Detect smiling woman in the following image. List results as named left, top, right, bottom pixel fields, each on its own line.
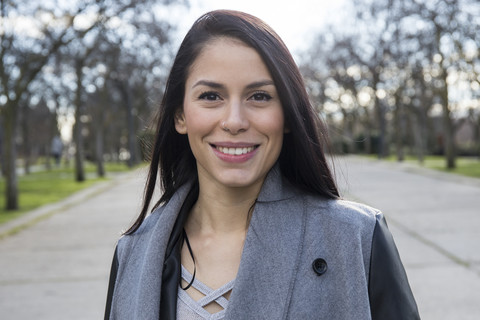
left=176, top=37, right=285, bottom=191
left=105, top=10, right=419, bottom=320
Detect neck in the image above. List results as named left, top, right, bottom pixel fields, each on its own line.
left=185, top=178, right=262, bottom=236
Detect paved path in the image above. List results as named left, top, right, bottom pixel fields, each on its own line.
left=0, top=157, right=479, bottom=319
left=335, top=156, right=480, bottom=320
left=0, top=169, right=148, bottom=320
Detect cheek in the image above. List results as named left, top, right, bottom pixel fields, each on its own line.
left=182, top=102, right=200, bottom=130
left=184, top=109, right=210, bottom=133
left=254, top=108, right=285, bottom=158
left=266, top=110, right=286, bottom=140
left=182, top=104, right=218, bottom=143
left=272, top=113, right=286, bottom=154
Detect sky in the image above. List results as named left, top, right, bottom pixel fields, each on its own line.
left=170, top=0, right=351, bottom=58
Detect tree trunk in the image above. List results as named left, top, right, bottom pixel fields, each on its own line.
left=74, top=59, right=86, bottom=182
left=409, top=108, right=425, bottom=165
left=476, top=114, right=480, bottom=158
left=21, top=104, right=31, bottom=175
left=127, top=89, right=137, bottom=168
left=394, top=103, right=404, bottom=162
left=347, top=112, right=357, bottom=154
left=0, top=122, right=5, bottom=177
left=373, top=75, right=387, bottom=159
left=433, top=25, right=456, bottom=169
left=361, top=107, right=373, bottom=154
left=119, top=81, right=138, bottom=168
left=95, top=131, right=105, bottom=177
left=439, top=72, right=455, bottom=169
left=2, top=103, right=19, bottom=210
left=377, top=102, right=387, bottom=159
left=95, top=102, right=105, bottom=177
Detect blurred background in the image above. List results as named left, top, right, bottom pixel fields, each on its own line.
left=1, top=0, right=479, bottom=213
left=0, top=0, right=479, bottom=318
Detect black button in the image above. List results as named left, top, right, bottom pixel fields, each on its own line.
left=312, top=258, right=327, bottom=276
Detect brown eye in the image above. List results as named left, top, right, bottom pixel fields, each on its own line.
left=250, top=92, right=272, bottom=101
left=199, top=91, right=220, bottom=101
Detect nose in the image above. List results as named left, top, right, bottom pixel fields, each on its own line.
left=221, top=99, right=249, bottom=134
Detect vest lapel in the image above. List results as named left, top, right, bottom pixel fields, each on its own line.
left=226, top=166, right=307, bottom=319
left=114, top=182, right=192, bottom=319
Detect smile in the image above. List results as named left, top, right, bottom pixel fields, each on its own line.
left=215, top=146, right=257, bottom=155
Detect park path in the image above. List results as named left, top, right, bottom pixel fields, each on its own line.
left=0, top=169, right=148, bottom=320
left=0, top=157, right=479, bottom=319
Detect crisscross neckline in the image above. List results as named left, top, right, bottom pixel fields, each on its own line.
left=178, top=265, right=235, bottom=319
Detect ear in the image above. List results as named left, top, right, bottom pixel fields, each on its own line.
left=174, top=110, right=187, bottom=134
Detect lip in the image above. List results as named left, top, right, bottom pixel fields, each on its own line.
left=210, top=142, right=259, bottom=163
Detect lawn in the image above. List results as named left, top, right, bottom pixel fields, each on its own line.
left=366, top=155, right=480, bottom=179
left=0, top=162, right=137, bottom=225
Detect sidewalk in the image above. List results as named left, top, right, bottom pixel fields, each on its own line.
left=335, top=156, right=480, bottom=320
left=0, top=157, right=479, bottom=319
left=0, top=169, right=148, bottom=320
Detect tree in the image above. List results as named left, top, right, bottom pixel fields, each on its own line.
left=0, top=1, right=90, bottom=209
left=398, top=0, right=480, bottom=168
left=303, top=0, right=479, bottom=166
left=0, top=0, right=182, bottom=209
left=72, top=1, right=172, bottom=174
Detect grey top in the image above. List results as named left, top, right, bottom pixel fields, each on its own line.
left=177, top=266, right=234, bottom=320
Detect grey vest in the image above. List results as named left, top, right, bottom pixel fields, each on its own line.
left=107, top=166, right=419, bottom=319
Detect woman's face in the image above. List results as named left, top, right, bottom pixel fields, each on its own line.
left=175, top=37, right=285, bottom=191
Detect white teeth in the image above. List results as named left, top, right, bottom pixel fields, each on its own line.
left=217, top=146, right=255, bottom=155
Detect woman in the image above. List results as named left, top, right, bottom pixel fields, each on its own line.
left=105, top=10, right=420, bottom=320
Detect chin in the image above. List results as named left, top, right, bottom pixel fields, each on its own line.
left=216, top=171, right=264, bottom=189
left=220, top=178, right=254, bottom=188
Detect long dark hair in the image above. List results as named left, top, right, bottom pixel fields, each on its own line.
left=125, top=10, right=339, bottom=235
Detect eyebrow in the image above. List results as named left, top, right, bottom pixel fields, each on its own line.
left=246, top=80, right=275, bottom=89
left=192, top=80, right=224, bottom=89
left=191, top=79, right=275, bottom=89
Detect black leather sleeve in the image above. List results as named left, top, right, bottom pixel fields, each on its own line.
left=368, top=215, right=421, bottom=320
left=104, top=247, right=119, bottom=320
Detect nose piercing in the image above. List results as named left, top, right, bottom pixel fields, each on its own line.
left=221, top=121, right=229, bottom=131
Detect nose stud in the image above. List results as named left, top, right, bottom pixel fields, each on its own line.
left=221, top=121, right=229, bottom=131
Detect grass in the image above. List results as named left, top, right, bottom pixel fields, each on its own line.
left=365, top=154, right=480, bottom=179
left=0, top=161, right=138, bottom=225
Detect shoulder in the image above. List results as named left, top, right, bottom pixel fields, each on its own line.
left=300, top=194, right=382, bottom=251
left=115, top=180, right=194, bottom=261
left=116, top=205, right=166, bottom=258
left=299, top=196, right=382, bottom=276
left=305, top=194, right=381, bottom=227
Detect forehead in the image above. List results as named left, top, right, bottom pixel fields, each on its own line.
left=187, top=37, right=272, bottom=82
